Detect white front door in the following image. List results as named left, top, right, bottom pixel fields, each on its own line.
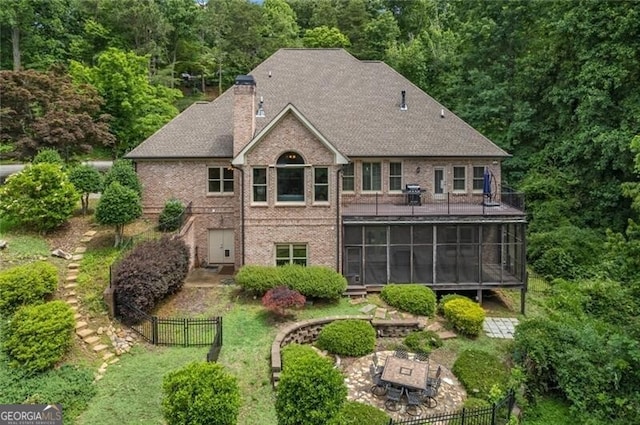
left=208, top=230, right=234, bottom=264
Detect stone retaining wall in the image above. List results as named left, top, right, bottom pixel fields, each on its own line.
left=271, top=316, right=422, bottom=387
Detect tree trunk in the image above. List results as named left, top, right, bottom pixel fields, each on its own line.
left=12, top=26, right=21, bottom=71
left=81, top=194, right=89, bottom=215
left=114, top=224, right=123, bottom=247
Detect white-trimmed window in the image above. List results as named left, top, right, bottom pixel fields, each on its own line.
left=473, top=166, right=485, bottom=192
left=362, top=162, right=381, bottom=191
left=453, top=166, right=466, bottom=192
left=253, top=167, right=267, bottom=202
left=276, top=244, right=307, bottom=266
left=314, top=167, right=329, bottom=202
left=389, top=162, right=402, bottom=191
left=208, top=167, right=234, bottom=194
left=342, top=163, right=354, bottom=192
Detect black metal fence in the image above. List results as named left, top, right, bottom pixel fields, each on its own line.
left=388, top=391, right=515, bottom=425
left=527, top=271, right=550, bottom=293
left=116, top=301, right=223, bottom=362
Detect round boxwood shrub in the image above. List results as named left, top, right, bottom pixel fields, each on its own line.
left=443, top=298, right=486, bottom=337
left=277, top=344, right=347, bottom=425
left=235, top=265, right=282, bottom=294
left=281, top=264, right=347, bottom=301
left=162, top=361, right=240, bottom=425
left=404, top=330, right=443, bottom=355
left=0, top=261, right=58, bottom=316
left=4, top=301, right=75, bottom=373
left=437, top=293, right=471, bottom=314
left=158, top=199, right=185, bottom=232
left=452, top=349, right=509, bottom=400
left=316, top=319, right=376, bottom=357
left=340, top=400, right=389, bottom=425
left=380, top=284, right=436, bottom=317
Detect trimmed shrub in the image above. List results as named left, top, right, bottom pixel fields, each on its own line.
left=113, top=236, right=190, bottom=324
left=277, top=344, right=347, bottom=425
left=162, top=361, right=240, bottom=425
left=3, top=301, right=75, bottom=373
left=236, top=264, right=347, bottom=300
left=380, top=284, right=436, bottom=317
left=103, top=159, right=142, bottom=195
left=262, top=286, right=306, bottom=316
left=404, top=330, right=443, bottom=355
left=340, top=400, right=389, bottom=425
left=0, top=261, right=58, bottom=316
left=235, top=265, right=282, bottom=294
left=316, top=319, right=376, bottom=357
left=158, top=199, right=185, bottom=232
left=68, top=164, right=103, bottom=215
left=443, top=298, right=486, bottom=337
left=280, top=264, right=347, bottom=301
left=452, top=349, right=509, bottom=400
left=33, top=148, right=64, bottom=165
left=437, top=293, right=471, bottom=314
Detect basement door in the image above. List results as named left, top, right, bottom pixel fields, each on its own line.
left=208, top=229, right=234, bottom=264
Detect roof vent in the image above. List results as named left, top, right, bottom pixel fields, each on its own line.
left=440, top=108, right=445, bottom=118
left=400, top=90, right=407, bottom=111
left=235, top=75, right=255, bottom=86
left=256, top=96, right=265, bottom=117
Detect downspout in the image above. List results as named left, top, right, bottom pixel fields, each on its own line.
left=231, top=164, right=245, bottom=266
left=336, top=166, right=343, bottom=272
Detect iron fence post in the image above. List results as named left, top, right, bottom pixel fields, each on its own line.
left=152, top=316, right=158, bottom=345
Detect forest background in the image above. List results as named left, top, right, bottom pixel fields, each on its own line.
left=2, top=1, right=640, bottom=422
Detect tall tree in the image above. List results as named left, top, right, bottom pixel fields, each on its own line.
left=302, top=26, right=350, bottom=48
left=70, top=48, right=181, bottom=155
left=262, top=0, right=300, bottom=54
left=0, top=69, right=115, bottom=160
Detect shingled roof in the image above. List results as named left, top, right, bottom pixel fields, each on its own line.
left=126, top=49, right=509, bottom=159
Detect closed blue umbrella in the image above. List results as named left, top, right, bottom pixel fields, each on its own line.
left=483, top=168, right=492, bottom=198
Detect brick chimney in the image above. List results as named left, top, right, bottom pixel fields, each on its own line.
left=233, top=75, right=256, bottom=157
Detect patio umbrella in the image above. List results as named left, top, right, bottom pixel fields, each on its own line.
left=483, top=168, right=492, bottom=201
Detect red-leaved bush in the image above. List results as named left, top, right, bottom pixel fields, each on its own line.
left=262, top=286, right=306, bottom=316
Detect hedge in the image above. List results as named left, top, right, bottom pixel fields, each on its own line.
left=380, top=284, right=436, bottom=317
left=277, top=343, right=347, bottom=425
left=404, top=330, right=443, bottom=355
left=3, top=301, right=75, bottom=374
left=316, top=319, right=376, bottom=356
left=443, top=298, right=486, bottom=336
left=340, top=401, right=389, bottom=425
left=437, top=293, right=471, bottom=315
left=236, top=264, right=347, bottom=301
left=162, top=361, right=240, bottom=425
left=0, top=261, right=58, bottom=316
left=158, top=199, right=185, bottom=232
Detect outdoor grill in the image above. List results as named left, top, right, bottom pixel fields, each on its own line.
left=405, top=184, right=422, bottom=206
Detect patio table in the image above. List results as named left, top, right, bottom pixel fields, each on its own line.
left=380, top=356, right=430, bottom=391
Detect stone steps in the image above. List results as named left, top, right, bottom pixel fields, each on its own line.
left=84, top=335, right=101, bottom=345
left=92, top=344, right=109, bottom=353
left=75, top=321, right=88, bottom=330
left=77, top=328, right=95, bottom=338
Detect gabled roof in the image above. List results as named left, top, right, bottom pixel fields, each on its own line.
left=127, top=48, right=509, bottom=160
left=232, top=103, right=349, bottom=166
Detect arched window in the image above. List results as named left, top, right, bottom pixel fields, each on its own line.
left=277, top=152, right=305, bottom=202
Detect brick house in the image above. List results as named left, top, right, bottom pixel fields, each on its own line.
left=126, top=48, right=527, bottom=305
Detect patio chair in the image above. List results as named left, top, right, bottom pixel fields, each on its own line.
left=421, top=385, right=438, bottom=408
left=369, top=364, right=387, bottom=397
left=384, top=386, right=404, bottom=412
left=426, top=365, right=442, bottom=388
left=394, top=349, right=408, bottom=359
left=415, top=352, right=429, bottom=362
left=406, top=390, right=424, bottom=416
left=372, top=352, right=384, bottom=374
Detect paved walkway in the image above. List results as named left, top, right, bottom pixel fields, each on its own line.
left=483, top=317, right=519, bottom=339
left=342, top=351, right=466, bottom=422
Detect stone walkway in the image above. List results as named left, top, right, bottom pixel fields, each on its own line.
left=61, top=230, right=135, bottom=382
left=343, top=351, right=466, bottom=422
left=483, top=317, right=519, bottom=339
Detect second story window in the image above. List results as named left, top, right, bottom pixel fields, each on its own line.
left=473, top=166, right=485, bottom=192
left=389, top=162, right=402, bottom=191
left=208, top=166, right=234, bottom=194
left=314, top=167, right=329, bottom=202
left=342, top=163, right=354, bottom=192
left=362, top=162, right=381, bottom=192
left=453, top=166, right=466, bottom=192
left=253, top=168, right=267, bottom=202
left=277, top=151, right=305, bottom=202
